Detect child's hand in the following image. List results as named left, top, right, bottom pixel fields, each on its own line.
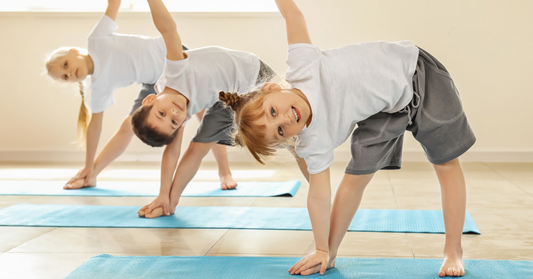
left=65, top=166, right=95, bottom=189
left=289, top=250, right=330, bottom=276
left=138, top=195, right=171, bottom=218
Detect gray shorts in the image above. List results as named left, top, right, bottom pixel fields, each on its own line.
left=129, top=83, right=156, bottom=115
left=192, top=60, right=276, bottom=146
left=345, top=47, right=476, bottom=175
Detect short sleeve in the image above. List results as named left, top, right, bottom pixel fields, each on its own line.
left=88, top=15, right=118, bottom=39
left=156, top=58, right=189, bottom=94
left=303, top=152, right=335, bottom=175
left=90, top=89, right=115, bottom=113
left=285, top=43, right=322, bottom=82
left=295, top=130, right=335, bottom=175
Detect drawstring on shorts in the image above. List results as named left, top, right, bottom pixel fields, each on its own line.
left=398, top=88, right=420, bottom=125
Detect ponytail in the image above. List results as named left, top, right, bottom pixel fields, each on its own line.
left=77, top=82, right=91, bottom=146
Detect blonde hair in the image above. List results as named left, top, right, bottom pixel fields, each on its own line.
left=77, top=82, right=91, bottom=146
left=219, top=80, right=294, bottom=164
left=45, top=47, right=91, bottom=146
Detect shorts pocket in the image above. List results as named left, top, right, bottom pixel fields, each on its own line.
left=420, top=65, right=464, bottom=124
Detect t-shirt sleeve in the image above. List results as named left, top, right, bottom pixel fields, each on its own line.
left=295, top=133, right=335, bottom=175
left=156, top=58, right=189, bottom=94
left=90, top=89, right=115, bottom=113
left=88, top=15, right=118, bottom=39
left=285, top=43, right=322, bottom=82
left=304, top=152, right=335, bottom=175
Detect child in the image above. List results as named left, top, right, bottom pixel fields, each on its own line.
left=45, top=0, right=237, bottom=190
left=135, top=0, right=275, bottom=218
left=219, top=0, right=475, bottom=277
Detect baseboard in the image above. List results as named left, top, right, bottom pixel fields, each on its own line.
left=0, top=150, right=532, bottom=163
left=333, top=150, right=533, bottom=163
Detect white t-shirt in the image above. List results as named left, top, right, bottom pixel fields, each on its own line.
left=286, top=42, right=419, bottom=174
left=87, top=15, right=166, bottom=113
left=156, top=46, right=260, bottom=122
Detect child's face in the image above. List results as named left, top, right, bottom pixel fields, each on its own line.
left=142, top=90, right=188, bottom=136
left=48, top=49, right=89, bottom=83
left=260, top=84, right=312, bottom=144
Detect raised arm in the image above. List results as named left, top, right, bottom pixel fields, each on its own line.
left=275, top=0, right=311, bottom=45
left=104, top=0, right=121, bottom=21
left=147, top=0, right=185, bottom=61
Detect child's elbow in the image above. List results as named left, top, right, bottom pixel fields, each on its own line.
left=158, top=23, right=178, bottom=36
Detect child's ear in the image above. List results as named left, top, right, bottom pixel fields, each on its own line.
left=261, top=83, right=281, bottom=92
left=69, top=48, right=80, bottom=54
left=142, top=94, right=157, bottom=106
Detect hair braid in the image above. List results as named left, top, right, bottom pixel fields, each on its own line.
left=218, top=91, right=245, bottom=112
left=77, top=82, right=91, bottom=146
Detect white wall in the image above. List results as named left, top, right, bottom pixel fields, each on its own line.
left=1, top=0, right=532, bottom=163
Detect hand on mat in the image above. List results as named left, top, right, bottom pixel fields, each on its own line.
left=289, top=250, right=330, bottom=276
left=64, top=167, right=96, bottom=189
left=297, top=257, right=336, bottom=276
left=138, top=196, right=171, bottom=218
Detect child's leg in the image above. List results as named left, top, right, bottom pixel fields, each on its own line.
left=211, top=144, right=237, bottom=190
left=195, top=110, right=236, bottom=190
left=298, top=172, right=374, bottom=276
left=65, top=115, right=134, bottom=189
left=433, top=158, right=466, bottom=277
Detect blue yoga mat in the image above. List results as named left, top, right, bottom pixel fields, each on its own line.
left=66, top=254, right=532, bottom=279
left=0, top=180, right=300, bottom=197
left=0, top=204, right=480, bottom=234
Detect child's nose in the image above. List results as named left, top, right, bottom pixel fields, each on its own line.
left=282, top=113, right=291, bottom=125
left=170, top=108, right=179, bottom=115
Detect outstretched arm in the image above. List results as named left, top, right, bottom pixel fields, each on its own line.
left=147, top=0, right=185, bottom=60
left=289, top=168, right=331, bottom=275
left=104, top=0, right=121, bottom=21
left=274, top=0, right=311, bottom=45
left=138, top=127, right=184, bottom=218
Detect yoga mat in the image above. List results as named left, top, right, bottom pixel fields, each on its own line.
left=66, top=255, right=533, bottom=279
left=0, top=180, right=301, bottom=197
left=0, top=204, right=480, bottom=234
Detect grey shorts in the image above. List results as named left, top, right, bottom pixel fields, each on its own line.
left=345, top=47, right=476, bottom=175
left=129, top=83, right=156, bottom=115
left=192, top=60, right=276, bottom=146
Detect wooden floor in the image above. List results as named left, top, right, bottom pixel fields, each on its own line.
left=0, top=161, right=532, bottom=278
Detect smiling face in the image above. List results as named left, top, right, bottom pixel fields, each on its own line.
left=260, top=85, right=312, bottom=144
left=142, top=89, right=189, bottom=137
left=47, top=49, right=91, bottom=83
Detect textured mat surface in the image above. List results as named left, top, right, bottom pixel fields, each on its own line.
left=0, top=204, right=480, bottom=234
left=0, top=180, right=300, bottom=197
left=66, top=255, right=532, bottom=279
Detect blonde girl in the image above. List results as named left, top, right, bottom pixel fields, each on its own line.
left=45, top=0, right=237, bottom=190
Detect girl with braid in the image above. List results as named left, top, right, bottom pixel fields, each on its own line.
left=220, top=0, right=475, bottom=277
left=45, top=0, right=238, bottom=191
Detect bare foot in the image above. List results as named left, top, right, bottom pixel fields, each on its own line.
left=220, top=175, right=237, bottom=190
left=64, top=176, right=96, bottom=189
left=439, top=253, right=465, bottom=277
left=298, top=258, right=336, bottom=276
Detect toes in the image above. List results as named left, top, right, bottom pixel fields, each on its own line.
left=438, top=268, right=446, bottom=277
